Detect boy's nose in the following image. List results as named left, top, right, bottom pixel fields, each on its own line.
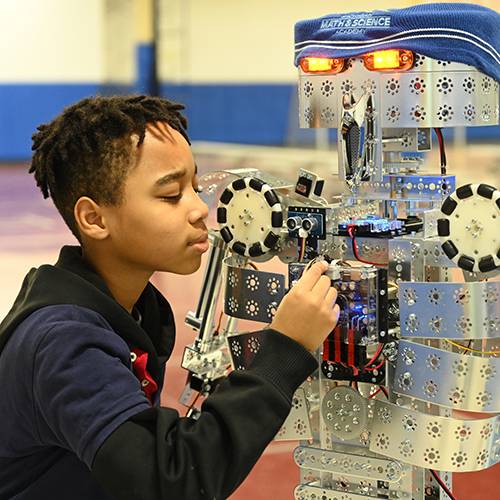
left=190, top=195, right=209, bottom=223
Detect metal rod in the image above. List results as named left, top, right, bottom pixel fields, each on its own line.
left=185, top=231, right=225, bottom=353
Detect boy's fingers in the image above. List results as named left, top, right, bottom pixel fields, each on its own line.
left=325, top=287, right=338, bottom=307
left=312, top=275, right=332, bottom=299
left=296, top=261, right=328, bottom=291
left=334, top=303, right=341, bottom=317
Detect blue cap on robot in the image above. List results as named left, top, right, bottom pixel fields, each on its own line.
left=295, top=3, right=500, bottom=82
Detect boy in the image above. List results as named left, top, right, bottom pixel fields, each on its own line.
left=0, top=95, right=339, bottom=500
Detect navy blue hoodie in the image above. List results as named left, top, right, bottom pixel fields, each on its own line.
left=0, top=246, right=317, bottom=499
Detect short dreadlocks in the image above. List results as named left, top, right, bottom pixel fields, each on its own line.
left=30, top=94, right=190, bottom=241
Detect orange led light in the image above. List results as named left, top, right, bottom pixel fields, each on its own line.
left=300, top=57, right=345, bottom=74
left=363, top=50, right=414, bottom=71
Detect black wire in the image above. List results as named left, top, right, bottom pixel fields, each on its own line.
left=466, top=339, right=473, bottom=355
left=430, top=470, right=457, bottom=500
left=437, top=128, right=447, bottom=167
left=434, top=128, right=447, bottom=175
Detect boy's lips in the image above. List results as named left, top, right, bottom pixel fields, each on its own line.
left=189, top=232, right=208, bottom=245
left=189, top=235, right=210, bottom=253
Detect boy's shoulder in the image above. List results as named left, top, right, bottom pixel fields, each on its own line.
left=22, top=304, right=113, bottom=330
left=4, top=304, right=130, bottom=360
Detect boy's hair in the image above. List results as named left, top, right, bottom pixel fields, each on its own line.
left=29, top=95, right=190, bottom=242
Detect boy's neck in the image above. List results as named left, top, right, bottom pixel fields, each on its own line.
left=82, top=246, right=152, bottom=314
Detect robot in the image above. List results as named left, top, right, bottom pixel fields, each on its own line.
left=182, top=5, right=500, bottom=499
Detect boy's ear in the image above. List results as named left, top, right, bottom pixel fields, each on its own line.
left=74, top=196, right=109, bottom=240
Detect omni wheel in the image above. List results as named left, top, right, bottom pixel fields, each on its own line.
left=438, top=183, right=500, bottom=273
left=216, top=177, right=284, bottom=257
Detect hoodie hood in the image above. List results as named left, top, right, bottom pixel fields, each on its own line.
left=0, top=246, right=175, bottom=382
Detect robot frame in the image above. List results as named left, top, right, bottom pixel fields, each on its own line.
left=182, top=32, right=500, bottom=500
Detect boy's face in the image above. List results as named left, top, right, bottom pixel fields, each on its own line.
left=100, top=122, right=209, bottom=275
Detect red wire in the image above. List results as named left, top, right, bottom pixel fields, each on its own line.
left=430, top=470, right=456, bottom=500
left=347, top=225, right=387, bottom=267
left=368, top=388, right=382, bottom=399
left=347, top=328, right=356, bottom=369
left=435, top=127, right=442, bottom=151
left=366, top=358, right=385, bottom=372
left=368, top=386, right=389, bottom=399
left=334, top=327, right=342, bottom=364
left=434, top=128, right=447, bottom=175
left=365, top=343, right=383, bottom=368
left=323, top=338, right=330, bottom=361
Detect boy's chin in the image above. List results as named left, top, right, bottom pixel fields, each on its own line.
left=160, top=255, right=203, bottom=275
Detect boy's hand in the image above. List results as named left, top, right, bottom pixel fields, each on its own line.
left=270, top=261, right=340, bottom=352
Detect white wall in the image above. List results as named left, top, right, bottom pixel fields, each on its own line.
left=2, top=0, right=496, bottom=85
left=103, top=0, right=135, bottom=84
left=158, top=0, right=499, bottom=84
left=0, top=0, right=104, bottom=83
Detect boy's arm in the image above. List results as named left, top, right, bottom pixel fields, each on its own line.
left=91, top=261, right=338, bottom=500
left=91, top=329, right=316, bottom=500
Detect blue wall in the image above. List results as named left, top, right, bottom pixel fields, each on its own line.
left=1, top=81, right=498, bottom=161
left=0, top=84, right=99, bottom=161
left=161, top=83, right=297, bottom=145
left=136, top=43, right=156, bottom=96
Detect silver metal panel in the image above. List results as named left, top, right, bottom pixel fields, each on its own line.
left=181, top=343, right=229, bottom=378
left=355, top=174, right=456, bottom=201
left=223, top=262, right=285, bottom=323
left=227, top=331, right=266, bottom=370
left=399, top=281, right=500, bottom=339
left=321, top=386, right=370, bottom=441
left=369, top=399, right=500, bottom=472
left=409, top=54, right=475, bottom=73
left=299, top=77, right=339, bottom=128
left=294, top=482, right=411, bottom=500
left=422, top=209, right=441, bottom=238
left=381, top=128, right=425, bottom=152
left=275, top=388, right=313, bottom=441
left=338, top=236, right=389, bottom=267
left=294, top=446, right=404, bottom=482
left=380, top=71, right=499, bottom=128
left=398, top=237, right=460, bottom=268
left=298, top=57, right=499, bottom=129
left=393, top=340, right=500, bottom=412
left=388, top=240, right=413, bottom=283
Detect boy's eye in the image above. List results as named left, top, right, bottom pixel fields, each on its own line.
left=159, top=184, right=200, bottom=202
left=160, top=194, right=182, bottom=202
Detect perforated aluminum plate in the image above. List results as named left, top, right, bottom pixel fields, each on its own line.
left=294, top=446, right=404, bottom=482
left=321, top=386, right=369, bottom=441
left=355, top=174, right=456, bottom=201
left=275, top=388, right=313, bottom=441
left=181, top=345, right=229, bottom=377
left=388, top=240, right=413, bottom=283
left=369, top=399, right=500, bottom=472
left=298, top=56, right=499, bottom=129
left=393, top=340, right=500, bottom=413
left=224, top=263, right=285, bottom=323
left=380, top=71, right=499, bottom=128
left=294, top=483, right=410, bottom=500
left=227, top=331, right=266, bottom=370
left=399, top=281, right=500, bottom=339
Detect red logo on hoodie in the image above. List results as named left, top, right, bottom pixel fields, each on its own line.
left=130, top=348, right=158, bottom=404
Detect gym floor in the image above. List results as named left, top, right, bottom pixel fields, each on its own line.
left=1, top=143, right=499, bottom=499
